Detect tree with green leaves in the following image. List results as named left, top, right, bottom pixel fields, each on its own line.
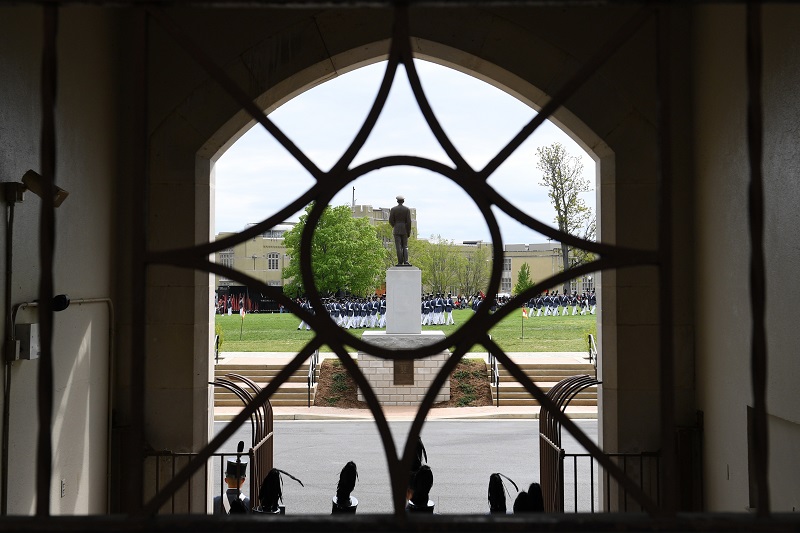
left=513, top=262, right=533, bottom=296
left=536, top=142, right=595, bottom=293
left=282, top=204, right=384, bottom=297
left=414, top=235, right=460, bottom=295
left=455, top=245, right=491, bottom=298
left=374, top=221, right=398, bottom=284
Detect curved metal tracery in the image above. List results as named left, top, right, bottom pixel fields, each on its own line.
left=144, top=4, right=665, bottom=517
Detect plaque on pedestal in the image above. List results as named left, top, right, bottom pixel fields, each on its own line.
left=394, top=359, right=414, bottom=385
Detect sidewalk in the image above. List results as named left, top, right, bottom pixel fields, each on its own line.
left=268, top=404, right=597, bottom=421
left=216, top=350, right=593, bottom=366
left=214, top=351, right=598, bottom=421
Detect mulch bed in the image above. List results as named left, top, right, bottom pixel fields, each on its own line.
left=314, top=357, right=492, bottom=408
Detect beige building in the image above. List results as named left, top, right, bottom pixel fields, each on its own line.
left=1, top=1, right=798, bottom=527
left=214, top=205, right=416, bottom=303
left=502, top=243, right=595, bottom=295
left=350, top=203, right=418, bottom=236
left=215, top=224, right=293, bottom=311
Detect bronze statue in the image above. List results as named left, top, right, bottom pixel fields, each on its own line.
left=389, top=195, right=412, bottom=266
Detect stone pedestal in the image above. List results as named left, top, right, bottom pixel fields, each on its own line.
left=358, top=331, right=450, bottom=406
left=386, top=267, right=421, bottom=334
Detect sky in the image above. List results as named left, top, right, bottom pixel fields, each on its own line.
left=214, top=59, right=596, bottom=245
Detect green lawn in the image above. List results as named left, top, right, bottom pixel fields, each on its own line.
left=216, top=309, right=596, bottom=354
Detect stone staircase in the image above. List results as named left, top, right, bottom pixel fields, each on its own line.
left=213, top=362, right=318, bottom=409
left=490, top=361, right=598, bottom=407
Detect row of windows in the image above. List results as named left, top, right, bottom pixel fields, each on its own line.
left=218, top=252, right=281, bottom=270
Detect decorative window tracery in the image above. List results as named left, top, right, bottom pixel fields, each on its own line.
left=21, top=1, right=771, bottom=528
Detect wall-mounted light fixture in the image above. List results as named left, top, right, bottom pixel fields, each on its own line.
left=1, top=169, right=69, bottom=207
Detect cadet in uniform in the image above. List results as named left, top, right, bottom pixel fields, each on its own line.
left=213, top=459, right=250, bottom=515
left=445, top=293, right=455, bottom=325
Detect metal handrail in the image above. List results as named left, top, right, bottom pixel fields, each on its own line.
left=144, top=448, right=254, bottom=514
left=307, top=349, right=319, bottom=407
left=588, top=333, right=598, bottom=367
left=561, top=450, right=661, bottom=513
left=488, top=338, right=500, bottom=407
left=214, top=334, right=220, bottom=365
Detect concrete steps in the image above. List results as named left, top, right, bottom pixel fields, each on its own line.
left=490, top=362, right=598, bottom=407
left=213, top=363, right=317, bottom=410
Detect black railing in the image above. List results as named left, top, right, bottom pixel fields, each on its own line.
left=143, top=449, right=252, bottom=514
left=307, top=349, right=319, bottom=408
left=541, top=434, right=660, bottom=513
left=489, top=353, right=500, bottom=408
left=565, top=451, right=660, bottom=513
left=587, top=333, right=598, bottom=369
left=214, top=334, right=220, bottom=365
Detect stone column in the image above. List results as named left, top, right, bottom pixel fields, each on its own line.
left=386, top=266, right=421, bottom=334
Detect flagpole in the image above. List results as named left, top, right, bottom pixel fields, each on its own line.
left=239, top=297, right=245, bottom=340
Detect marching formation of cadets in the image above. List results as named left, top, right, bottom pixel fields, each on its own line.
left=466, top=289, right=597, bottom=316
left=296, top=296, right=388, bottom=331
left=295, top=293, right=459, bottom=331
left=294, top=289, right=596, bottom=330
left=523, top=289, right=597, bottom=316
left=420, top=293, right=457, bottom=326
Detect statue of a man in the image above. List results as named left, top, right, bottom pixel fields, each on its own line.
left=389, top=195, right=412, bottom=266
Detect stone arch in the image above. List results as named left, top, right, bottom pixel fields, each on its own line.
left=140, top=6, right=676, bottom=493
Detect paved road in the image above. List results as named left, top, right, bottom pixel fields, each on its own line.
left=213, top=419, right=598, bottom=514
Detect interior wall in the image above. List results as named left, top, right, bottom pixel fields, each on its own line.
left=694, top=3, right=800, bottom=512
left=0, top=6, right=116, bottom=514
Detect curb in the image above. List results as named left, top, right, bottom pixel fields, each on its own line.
left=216, top=410, right=598, bottom=422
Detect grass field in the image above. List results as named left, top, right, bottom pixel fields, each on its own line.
left=216, top=309, right=596, bottom=354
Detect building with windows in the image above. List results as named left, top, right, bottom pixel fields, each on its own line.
left=214, top=223, right=293, bottom=311
left=214, top=206, right=416, bottom=304
left=350, top=203, right=418, bottom=236
left=502, top=243, right=595, bottom=295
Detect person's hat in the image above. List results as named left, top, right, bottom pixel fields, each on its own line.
left=396, top=195, right=405, bottom=201
left=225, top=460, right=248, bottom=478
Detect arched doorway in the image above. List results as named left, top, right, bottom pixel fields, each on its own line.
left=131, top=4, right=688, bottom=516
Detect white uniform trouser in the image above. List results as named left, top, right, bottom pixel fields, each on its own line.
left=446, top=311, right=454, bottom=325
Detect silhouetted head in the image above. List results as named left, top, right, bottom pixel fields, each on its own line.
left=259, top=469, right=282, bottom=512
left=513, top=491, right=531, bottom=513
left=488, top=473, right=518, bottom=514
left=259, top=468, right=304, bottom=513
left=336, top=461, right=358, bottom=507
left=528, top=482, right=544, bottom=512
left=488, top=473, right=506, bottom=513
left=410, top=465, right=433, bottom=507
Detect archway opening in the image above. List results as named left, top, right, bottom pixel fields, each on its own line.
left=207, top=55, right=606, bottom=514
